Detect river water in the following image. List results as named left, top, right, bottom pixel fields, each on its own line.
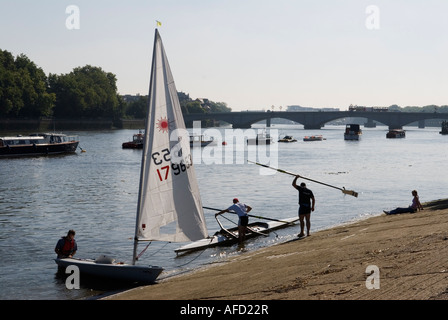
left=1, top=124, right=447, bottom=300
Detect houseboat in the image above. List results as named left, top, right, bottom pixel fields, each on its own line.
left=0, top=133, right=79, bottom=157
left=386, top=129, right=405, bottom=139
left=344, top=124, right=362, bottom=141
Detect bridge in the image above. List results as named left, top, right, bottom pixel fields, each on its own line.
left=184, top=111, right=448, bottom=129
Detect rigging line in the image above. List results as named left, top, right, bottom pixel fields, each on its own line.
left=158, top=240, right=217, bottom=281
left=170, top=237, right=216, bottom=271
left=220, top=213, right=238, bottom=226
left=136, top=241, right=152, bottom=259
left=143, top=241, right=173, bottom=258
left=159, top=248, right=213, bottom=281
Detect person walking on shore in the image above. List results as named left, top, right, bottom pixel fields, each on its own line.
left=292, top=176, right=315, bottom=237
left=216, top=198, right=252, bottom=244
left=383, top=190, right=423, bottom=215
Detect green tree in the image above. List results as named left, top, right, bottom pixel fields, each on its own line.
left=15, top=54, right=55, bottom=117
left=185, top=100, right=205, bottom=114
left=208, top=101, right=231, bottom=113
left=125, top=95, right=147, bottom=118
left=49, top=65, right=119, bottom=118
left=0, top=50, right=54, bottom=118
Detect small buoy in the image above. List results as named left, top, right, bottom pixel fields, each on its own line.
left=222, top=141, right=227, bottom=145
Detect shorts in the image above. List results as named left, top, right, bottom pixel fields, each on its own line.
left=298, top=205, right=311, bottom=216
left=239, top=216, right=249, bottom=227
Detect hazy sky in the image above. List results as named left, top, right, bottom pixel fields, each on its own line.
left=1, top=0, right=448, bottom=111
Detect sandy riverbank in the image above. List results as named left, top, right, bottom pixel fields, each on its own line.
left=105, top=199, right=448, bottom=300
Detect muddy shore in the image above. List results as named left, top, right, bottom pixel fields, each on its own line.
left=105, top=199, right=448, bottom=300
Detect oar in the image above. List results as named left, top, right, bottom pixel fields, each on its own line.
left=203, top=206, right=295, bottom=225
left=248, top=160, right=358, bottom=198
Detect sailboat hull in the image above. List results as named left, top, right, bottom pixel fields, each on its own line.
left=55, top=258, right=163, bottom=283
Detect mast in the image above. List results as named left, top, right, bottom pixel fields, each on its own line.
left=132, top=28, right=208, bottom=264
left=132, top=29, right=159, bottom=265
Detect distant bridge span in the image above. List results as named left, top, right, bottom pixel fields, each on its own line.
left=184, top=111, right=448, bottom=129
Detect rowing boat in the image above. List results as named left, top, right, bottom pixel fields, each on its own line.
left=174, top=216, right=298, bottom=254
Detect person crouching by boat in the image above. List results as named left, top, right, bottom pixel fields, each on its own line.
left=216, top=198, right=252, bottom=244
left=383, top=190, right=423, bottom=215
left=292, top=176, right=315, bottom=237
left=55, top=229, right=77, bottom=259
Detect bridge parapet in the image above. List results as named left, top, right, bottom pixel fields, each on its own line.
left=183, top=111, right=448, bottom=129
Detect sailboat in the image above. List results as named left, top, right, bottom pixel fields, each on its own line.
left=54, top=29, right=208, bottom=283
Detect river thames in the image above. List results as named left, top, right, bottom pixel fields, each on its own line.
left=1, top=124, right=447, bottom=299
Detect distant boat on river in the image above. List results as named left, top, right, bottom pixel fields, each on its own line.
left=344, top=124, right=362, bottom=141
left=190, top=134, right=215, bottom=147
left=0, top=133, right=79, bottom=157
left=303, top=135, right=325, bottom=142
left=122, top=131, right=144, bottom=149
left=440, top=121, right=448, bottom=135
left=278, top=135, right=297, bottom=143
left=386, top=129, right=405, bottom=139
left=247, top=131, right=274, bottom=145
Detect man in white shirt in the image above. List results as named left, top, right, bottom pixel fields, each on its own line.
left=216, top=198, right=252, bottom=244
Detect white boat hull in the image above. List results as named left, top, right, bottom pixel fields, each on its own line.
left=55, top=258, right=163, bottom=283
left=175, top=217, right=298, bottom=254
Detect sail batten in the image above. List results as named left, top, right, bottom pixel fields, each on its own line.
left=133, top=29, right=208, bottom=249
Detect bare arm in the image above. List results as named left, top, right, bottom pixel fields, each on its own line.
left=292, top=175, right=300, bottom=189
left=215, top=209, right=229, bottom=216
left=416, top=198, right=423, bottom=210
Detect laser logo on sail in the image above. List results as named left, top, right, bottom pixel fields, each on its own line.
left=156, top=117, right=170, bottom=133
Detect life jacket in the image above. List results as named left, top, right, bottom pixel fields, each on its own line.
left=61, top=237, right=75, bottom=256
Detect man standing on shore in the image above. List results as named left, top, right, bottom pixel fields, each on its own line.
left=292, top=176, right=315, bottom=237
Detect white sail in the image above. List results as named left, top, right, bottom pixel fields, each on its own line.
left=134, top=29, right=208, bottom=244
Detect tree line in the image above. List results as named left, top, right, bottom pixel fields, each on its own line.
left=2, top=49, right=447, bottom=120
left=0, top=49, right=231, bottom=120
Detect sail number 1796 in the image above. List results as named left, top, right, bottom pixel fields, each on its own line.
left=151, top=148, right=191, bottom=181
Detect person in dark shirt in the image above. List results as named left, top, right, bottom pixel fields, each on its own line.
left=292, top=176, right=315, bottom=237
left=55, top=229, right=77, bottom=258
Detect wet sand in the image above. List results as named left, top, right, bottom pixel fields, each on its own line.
left=105, top=199, right=448, bottom=300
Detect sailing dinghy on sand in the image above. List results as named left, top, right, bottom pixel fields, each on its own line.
left=55, top=29, right=208, bottom=283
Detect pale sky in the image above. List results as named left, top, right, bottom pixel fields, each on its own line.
left=1, top=0, right=448, bottom=111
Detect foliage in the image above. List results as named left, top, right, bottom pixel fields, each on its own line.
left=0, top=50, right=55, bottom=118
left=389, top=104, right=448, bottom=113
left=6, top=48, right=448, bottom=121
left=0, top=49, right=230, bottom=120
left=123, top=92, right=232, bottom=119
left=48, top=65, right=120, bottom=118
